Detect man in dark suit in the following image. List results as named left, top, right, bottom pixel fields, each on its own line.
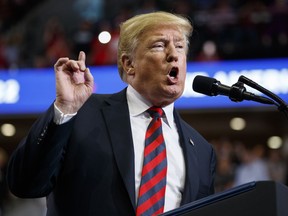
left=7, top=11, right=216, bottom=216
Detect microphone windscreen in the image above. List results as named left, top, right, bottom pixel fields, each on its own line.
left=192, top=75, right=217, bottom=96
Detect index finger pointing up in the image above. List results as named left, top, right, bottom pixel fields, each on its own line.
left=78, top=51, right=87, bottom=71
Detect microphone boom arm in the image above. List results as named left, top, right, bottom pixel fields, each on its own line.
left=238, top=75, right=288, bottom=118
left=229, top=81, right=275, bottom=105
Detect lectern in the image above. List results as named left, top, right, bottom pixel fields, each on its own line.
left=161, top=181, right=288, bottom=216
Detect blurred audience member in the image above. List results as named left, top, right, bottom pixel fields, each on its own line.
left=135, top=0, right=157, bottom=15
left=195, top=40, right=221, bottom=62
left=43, top=17, right=70, bottom=66
left=233, top=143, right=270, bottom=187
left=0, top=147, right=8, bottom=215
left=3, top=31, right=22, bottom=69
left=267, top=149, right=287, bottom=183
left=0, top=36, right=9, bottom=69
left=212, top=139, right=235, bottom=192
left=73, top=20, right=94, bottom=58
left=89, top=20, right=119, bottom=65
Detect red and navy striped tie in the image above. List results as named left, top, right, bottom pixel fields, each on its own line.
left=136, top=106, right=167, bottom=216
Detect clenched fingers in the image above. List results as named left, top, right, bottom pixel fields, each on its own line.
left=54, top=57, right=69, bottom=71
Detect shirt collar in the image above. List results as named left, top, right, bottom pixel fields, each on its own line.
left=126, top=85, right=175, bottom=127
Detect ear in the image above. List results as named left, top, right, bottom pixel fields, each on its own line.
left=121, top=54, right=135, bottom=75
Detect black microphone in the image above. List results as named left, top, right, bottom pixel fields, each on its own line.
left=192, top=75, right=275, bottom=105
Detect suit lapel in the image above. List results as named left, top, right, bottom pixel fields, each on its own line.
left=101, top=89, right=136, bottom=209
left=100, top=91, right=200, bottom=208
left=174, top=111, right=200, bottom=205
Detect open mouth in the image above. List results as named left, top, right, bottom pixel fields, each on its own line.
left=167, top=67, right=179, bottom=83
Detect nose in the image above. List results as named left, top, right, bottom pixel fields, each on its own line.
left=166, top=46, right=179, bottom=62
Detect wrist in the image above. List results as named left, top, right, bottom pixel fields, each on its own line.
left=54, top=103, right=77, bottom=125
left=55, top=100, right=78, bottom=114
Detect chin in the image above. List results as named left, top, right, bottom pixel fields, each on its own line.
left=166, top=85, right=183, bottom=98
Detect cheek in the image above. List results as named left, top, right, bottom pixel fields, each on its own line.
left=135, top=62, right=160, bottom=80
left=179, top=65, right=187, bottom=80
left=133, top=69, right=155, bottom=87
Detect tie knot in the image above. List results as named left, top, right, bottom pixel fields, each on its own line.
left=147, top=106, right=164, bottom=118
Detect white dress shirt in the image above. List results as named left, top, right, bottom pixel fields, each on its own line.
left=54, top=85, right=186, bottom=212
left=126, top=85, right=185, bottom=212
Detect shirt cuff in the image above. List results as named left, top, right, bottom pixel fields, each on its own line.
left=53, top=103, right=77, bottom=125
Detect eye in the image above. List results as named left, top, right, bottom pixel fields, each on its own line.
left=152, top=42, right=165, bottom=49
left=175, top=42, right=185, bottom=49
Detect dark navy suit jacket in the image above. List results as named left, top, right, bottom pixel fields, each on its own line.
left=7, top=88, right=216, bottom=216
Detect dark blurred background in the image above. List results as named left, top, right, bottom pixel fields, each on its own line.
left=1, top=0, right=288, bottom=68
left=0, top=0, right=288, bottom=215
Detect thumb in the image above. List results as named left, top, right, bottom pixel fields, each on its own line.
left=84, top=68, right=94, bottom=90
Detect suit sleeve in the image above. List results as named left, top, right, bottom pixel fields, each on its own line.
left=6, top=104, right=75, bottom=198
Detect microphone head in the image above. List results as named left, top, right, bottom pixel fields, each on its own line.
left=192, top=75, right=218, bottom=96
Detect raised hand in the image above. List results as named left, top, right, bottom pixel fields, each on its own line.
left=54, top=51, right=94, bottom=114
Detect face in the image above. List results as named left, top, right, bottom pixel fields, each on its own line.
left=126, top=26, right=188, bottom=107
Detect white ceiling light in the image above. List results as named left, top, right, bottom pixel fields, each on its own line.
left=1, top=123, right=16, bottom=137
left=230, top=117, right=246, bottom=131
left=98, top=31, right=111, bottom=44
left=267, top=136, right=282, bottom=149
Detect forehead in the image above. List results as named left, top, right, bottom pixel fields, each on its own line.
left=140, top=25, right=185, bottom=41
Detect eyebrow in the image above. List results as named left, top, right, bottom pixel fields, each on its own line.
left=149, top=35, right=185, bottom=43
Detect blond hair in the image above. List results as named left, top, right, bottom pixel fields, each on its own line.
left=117, top=11, right=193, bottom=82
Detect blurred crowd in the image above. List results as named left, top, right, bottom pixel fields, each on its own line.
left=0, top=0, right=287, bottom=70
left=212, top=138, right=288, bottom=192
